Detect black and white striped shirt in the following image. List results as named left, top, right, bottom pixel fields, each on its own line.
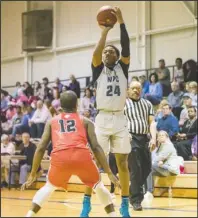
left=124, top=98, right=155, bottom=134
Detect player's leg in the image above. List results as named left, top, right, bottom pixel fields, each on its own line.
left=80, top=186, right=93, bottom=217
left=111, top=126, right=131, bottom=216
left=80, top=155, right=102, bottom=217
left=26, top=181, right=57, bottom=217
left=77, top=149, right=116, bottom=217
left=114, top=153, right=130, bottom=216
left=94, top=181, right=116, bottom=217
left=26, top=162, right=71, bottom=217
left=109, top=152, right=118, bottom=201
left=80, top=159, right=105, bottom=217
left=80, top=124, right=110, bottom=217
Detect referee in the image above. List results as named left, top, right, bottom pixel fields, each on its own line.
left=124, top=81, right=157, bottom=211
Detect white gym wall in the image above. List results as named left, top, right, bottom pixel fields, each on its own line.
left=1, top=1, right=197, bottom=94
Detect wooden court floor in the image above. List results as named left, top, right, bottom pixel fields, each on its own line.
left=1, top=189, right=197, bottom=217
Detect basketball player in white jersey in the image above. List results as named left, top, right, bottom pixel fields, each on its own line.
left=80, top=7, right=131, bottom=217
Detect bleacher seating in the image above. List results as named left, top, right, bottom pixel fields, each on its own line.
left=34, top=160, right=197, bottom=198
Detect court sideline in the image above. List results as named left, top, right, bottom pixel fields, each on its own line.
left=1, top=189, right=197, bottom=217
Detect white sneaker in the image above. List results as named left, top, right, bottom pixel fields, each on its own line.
left=143, top=192, right=154, bottom=206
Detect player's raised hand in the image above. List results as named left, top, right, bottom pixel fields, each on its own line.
left=111, top=7, right=124, bottom=24
left=21, top=173, right=37, bottom=191
left=108, top=172, right=121, bottom=189
left=100, top=25, right=113, bottom=32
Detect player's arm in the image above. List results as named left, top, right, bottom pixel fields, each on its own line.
left=149, top=115, right=157, bottom=151
left=92, top=27, right=112, bottom=67
left=113, top=7, right=130, bottom=65
left=149, top=115, right=157, bottom=141
left=29, top=120, right=51, bottom=175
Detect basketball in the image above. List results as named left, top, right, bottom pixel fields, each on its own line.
left=97, top=6, right=117, bottom=27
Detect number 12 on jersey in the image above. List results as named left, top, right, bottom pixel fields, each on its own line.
left=106, top=85, right=121, bottom=96
left=59, top=119, right=76, bottom=133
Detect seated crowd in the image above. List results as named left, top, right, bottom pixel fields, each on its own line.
left=1, top=58, right=197, bottom=191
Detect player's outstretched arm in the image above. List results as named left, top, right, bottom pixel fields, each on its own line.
left=112, top=7, right=130, bottom=65
left=21, top=121, right=52, bottom=190
left=92, top=26, right=112, bottom=67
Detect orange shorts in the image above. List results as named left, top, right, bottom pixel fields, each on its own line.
left=48, top=148, right=100, bottom=190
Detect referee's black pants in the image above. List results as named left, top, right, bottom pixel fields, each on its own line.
left=128, top=134, right=151, bottom=205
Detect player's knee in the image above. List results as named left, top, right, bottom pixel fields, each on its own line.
left=115, top=154, right=128, bottom=172
left=32, top=182, right=56, bottom=207
left=94, top=181, right=112, bottom=207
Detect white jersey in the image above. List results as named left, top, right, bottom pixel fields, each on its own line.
left=92, top=61, right=128, bottom=111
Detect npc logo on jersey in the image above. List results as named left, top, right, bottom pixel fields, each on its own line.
left=107, top=75, right=119, bottom=83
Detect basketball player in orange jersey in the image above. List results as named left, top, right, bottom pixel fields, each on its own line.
left=22, top=91, right=120, bottom=217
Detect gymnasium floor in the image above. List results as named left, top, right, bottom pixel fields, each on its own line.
left=1, top=189, right=197, bottom=217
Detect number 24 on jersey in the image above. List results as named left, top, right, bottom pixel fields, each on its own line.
left=106, top=85, right=121, bottom=96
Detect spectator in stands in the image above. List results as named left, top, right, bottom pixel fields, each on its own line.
left=29, top=100, right=52, bottom=138
left=18, top=133, right=38, bottom=186
left=157, top=103, right=179, bottom=139
left=144, top=131, right=181, bottom=201
left=42, top=77, right=53, bottom=101
left=1, top=115, right=13, bottom=135
left=69, top=74, right=81, bottom=98
left=1, top=92, right=8, bottom=111
left=13, top=135, right=23, bottom=152
left=13, top=82, right=22, bottom=98
left=191, top=135, right=197, bottom=161
left=184, top=81, right=191, bottom=93
left=23, top=82, right=34, bottom=97
left=131, top=76, right=139, bottom=82
left=183, top=59, right=197, bottom=83
left=144, top=73, right=163, bottom=105
left=6, top=102, right=16, bottom=121
left=179, top=93, right=193, bottom=127
left=175, top=106, right=197, bottom=161
left=174, top=58, right=184, bottom=83
left=155, top=99, right=170, bottom=122
left=80, top=87, right=95, bottom=117
left=28, top=93, right=38, bottom=106
left=51, top=88, right=61, bottom=111
left=139, top=75, right=149, bottom=97
left=62, top=85, right=69, bottom=92
left=1, top=89, right=9, bottom=97
left=55, top=77, right=63, bottom=93
left=168, top=81, right=184, bottom=120
left=12, top=105, right=23, bottom=126
left=91, top=88, right=97, bottom=120
left=16, top=89, right=29, bottom=105
left=12, top=105, right=34, bottom=138
left=1, top=134, right=15, bottom=188
left=44, top=99, right=57, bottom=117
left=5, top=105, right=23, bottom=137
left=188, top=81, right=197, bottom=106
left=33, top=81, right=43, bottom=100
left=155, top=59, right=171, bottom=97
